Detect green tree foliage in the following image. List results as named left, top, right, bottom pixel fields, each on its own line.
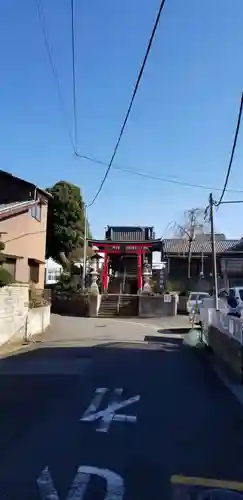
left=46, top=181, right=91, bottom=268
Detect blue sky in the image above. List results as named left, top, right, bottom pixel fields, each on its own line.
left=1, top=0, right=243, bottom=239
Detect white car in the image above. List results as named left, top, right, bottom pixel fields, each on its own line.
left=186, top=292, right=211, bottom=315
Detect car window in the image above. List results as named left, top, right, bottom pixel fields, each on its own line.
left=189, top=293, right=198, bottom=301
left=239, top=289, right=243, bottom=301
left=229, top=288, right=236, bottom=297
left=198, top=293, right=209, bottom=301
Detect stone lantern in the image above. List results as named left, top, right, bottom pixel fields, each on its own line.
left=142, top=258, right=152, bottom=294
left=89, top=257, right=99, bottom=295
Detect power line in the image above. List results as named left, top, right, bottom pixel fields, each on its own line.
left=71, top=0, right=78, bottom=154
left=35, top=0, right=76, bottom=152
left=86, top=0, right=168, bottom=207
left=215, top=91, right=243, bottom=207
left=81, top=154, right=243, bottom=194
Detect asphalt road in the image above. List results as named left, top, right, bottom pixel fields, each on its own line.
left=1, top=334, right=243, bottom=499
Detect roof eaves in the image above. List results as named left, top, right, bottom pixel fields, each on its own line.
left=0, top=170, right=52, bottom=199
left=0, top=200, right=37, bottom=219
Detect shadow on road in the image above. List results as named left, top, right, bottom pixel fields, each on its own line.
left=1, top=336, right=243, bottom=500
left=144, top=335, right=182, bottom=348
left=157, top=327, right=191, bottom=335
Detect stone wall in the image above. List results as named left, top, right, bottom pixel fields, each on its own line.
left=204, top=309, right=243, bottom=382
left=28, top=305, right=51, bottom=337
left=0, top=284, right=29, bottom=345
left=138, top=294, right=177, bottom=318
left=0, top=284, right=51, bottom=346
left=51, top=291, right=89, bottom=317
left=88, top=295, right=101, bottom=317
left=208, top=324, right=243, bottom=380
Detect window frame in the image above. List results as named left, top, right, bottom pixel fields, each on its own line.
left=31, top=202, right=42, bottom=222
left=28, top=259, right=40, bottom=284
left=3, top=257, right=16, bottom=279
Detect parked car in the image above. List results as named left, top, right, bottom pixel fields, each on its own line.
left=218, top=287, right=243, bottom=307
left=218, top=287, right=243, bottom=316
left=186, top=292, right=211, bottom=315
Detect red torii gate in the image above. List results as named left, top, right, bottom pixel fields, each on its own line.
left=90, top=241, right=154, bottom=292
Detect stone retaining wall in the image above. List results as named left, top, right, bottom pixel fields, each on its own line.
left=28, top=306, right=51, bottom=337
left=0, top=284, right=51, bottom=345
left=207, top=311, right=243, bottom=382
left=51, top=291, right=177, bottom=318
left=51, top=291, right=88, bottom=317
left=0, top=284, right=29, bottom=345
left=138, top=294, right=177, bottom=318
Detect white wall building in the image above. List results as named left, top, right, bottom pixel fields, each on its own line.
left=45, top=258, right=62, bottom=285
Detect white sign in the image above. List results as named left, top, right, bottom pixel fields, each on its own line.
left=80, top=388, right=140, bottom=433
left=37, top=465, right=124, bottom=500
left=164, top=294, right=171, bottom=303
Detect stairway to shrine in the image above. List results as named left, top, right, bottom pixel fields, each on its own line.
left=107, top=277, right=121, bottom=294
left=98, top=295, right=118, bottom=317
left=98, top=294, right=139, bottom=317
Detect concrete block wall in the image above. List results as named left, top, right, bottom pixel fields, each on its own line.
left=138, top=294, right=177, bottom=318
left=0, top=284, right=51, bottom=345
left=28, top=306, right=51, bottom=336
left=200, top=306, right=243, bottom=382
left=0, top=284, right=29, bottom=345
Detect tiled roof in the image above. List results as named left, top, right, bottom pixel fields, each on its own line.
left=163, top=238, right=241, bottom=254
left=225, top=238, right=243, bottom=252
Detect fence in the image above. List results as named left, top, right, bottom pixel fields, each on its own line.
left=200, top=301, right=243, bottom=381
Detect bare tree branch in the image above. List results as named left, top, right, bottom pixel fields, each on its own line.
left=173, top=208, right=210, bottom=279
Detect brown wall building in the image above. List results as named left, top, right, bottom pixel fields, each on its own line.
left=0, top=171, right=50, bottom=288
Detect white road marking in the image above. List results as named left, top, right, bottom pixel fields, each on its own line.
left=37, top=465, right=124, bottom=500
left=80, top=388, right=140, bottom=433
left=81, top=387, right=107, bottom=416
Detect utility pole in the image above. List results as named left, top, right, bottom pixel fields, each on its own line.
left=81, top=204, right=87, bottom=291
left=209, top=193, right=218, bottom=309
left=187, top=209, right=196, bottom=280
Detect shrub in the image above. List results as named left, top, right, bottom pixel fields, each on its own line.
left=0, top=267, right=13, bottom=287
left=56, top=272, right=79, bottom=292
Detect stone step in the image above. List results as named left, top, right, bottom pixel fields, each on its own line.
left=99, top=312, right=117, bottom=317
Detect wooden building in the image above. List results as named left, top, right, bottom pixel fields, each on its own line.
left=162, top=235, right=241, bottom=292
left=220, top=239, right=243, bottom=288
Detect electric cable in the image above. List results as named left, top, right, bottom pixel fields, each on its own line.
left=81, top=154, right=243, bottom=194
left=86, top=0, right=168, bottom=207
left=35, top=0, right=76, bottom=152
left=215, top=92, right=243, bottom=206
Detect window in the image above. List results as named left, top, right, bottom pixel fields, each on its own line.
left=31, top=203, right=42, bottom=221
left=47, top=269, right=60, bottom=282
left=229, top=288, right=236, bottom=297
left=28, top=259, right=39, bottom=283
left=3, top=258, right=16, bottom=279
left=198, top=293, right=210, bottom=301
left=46, top=267, right=61, bottom=283
left=189, top=293, right=198, bottom=301
left=239, top=289, right=243, bottom=301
